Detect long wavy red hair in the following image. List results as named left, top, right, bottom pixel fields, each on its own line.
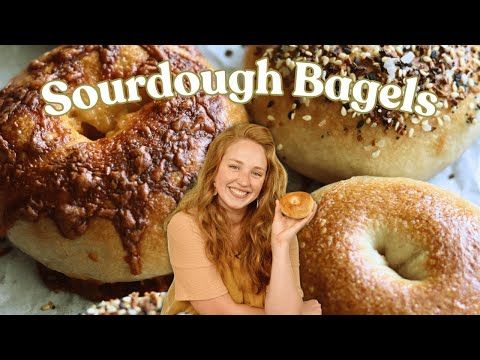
left=165, top=123, right=287, bottom=294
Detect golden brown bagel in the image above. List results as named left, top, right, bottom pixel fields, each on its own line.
left=245, top=45, right=480, bottom=183
left=299, top=176, right=480, bottom=314
left=0, top=45, right=248, bottom=283
left=279, top=192, right=314, bottom=219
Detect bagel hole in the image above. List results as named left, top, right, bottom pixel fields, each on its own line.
left=357, top=226, right=429, bottom=281
left=68, top=97, right=149, bottom=140
left=80, top=122, right=106, bottom=141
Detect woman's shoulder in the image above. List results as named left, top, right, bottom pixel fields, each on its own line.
left=168, top=210, right=201, bottom=236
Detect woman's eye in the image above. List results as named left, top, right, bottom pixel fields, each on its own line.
left=253, top=172, right=263, bottom=177
left=229, top=165, right=239, bottom=170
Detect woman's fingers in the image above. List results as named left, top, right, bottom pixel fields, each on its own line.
left=306, top=203, right=318, bottom=224
left=274, top=199, right=282, bottom=218
left=286, top=203, right=318, bottom=234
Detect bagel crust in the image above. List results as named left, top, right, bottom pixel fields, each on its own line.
left=0, top=45, right=248, bottom=282
left=299, top=176, right=480, bottom=314
left=245, top=45, right=480, bottom=183
left=279, top=191, right=314, bottom=219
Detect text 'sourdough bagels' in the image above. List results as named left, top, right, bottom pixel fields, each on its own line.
left=299, top=176, right=480, bottom=314
left=0, top=45, right=248, bottom=283
left=245, top=45, right=480, bottom=184
left=279, top=192, right=315, bottom=219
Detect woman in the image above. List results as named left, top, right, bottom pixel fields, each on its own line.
left=160, top=123, right=322, bottom=315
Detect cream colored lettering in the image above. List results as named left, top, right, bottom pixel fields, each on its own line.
left=324, top=75, right=352, bottom=102
left=400, top=77, right=418, bottom=113
left=228, top=70, right=256, bottom=104
left=97, top=79, right=128, bottom=105
left=145, top=61, right=174, bottom=99
left=41, top=58, right=438, bottom=118
left=292, top=61, right=324, bottom=97
left=71, top=85, right=98, bottom=110
left=255, top=58, right=283, bottom=95
left=378, top=84, right=402, bottom=110
left=41, top=80, right=72, bottom=116
left=415, top=91, right=438, bottom=116
left=350, top=80, right=381, bottom=113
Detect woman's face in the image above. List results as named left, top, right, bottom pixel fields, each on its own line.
left=214, top=139, right=268, bottom=214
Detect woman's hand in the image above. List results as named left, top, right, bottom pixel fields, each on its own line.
left=271, top=199, right=318, bottom=250
left=301, top=299, right=322, bottom=315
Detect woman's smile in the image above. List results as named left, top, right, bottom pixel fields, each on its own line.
left=228, top=186, right=251, bottom=199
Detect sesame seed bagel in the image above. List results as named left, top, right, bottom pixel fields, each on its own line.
left=245, top=45, right=480, bottom=184
left=0, top=45, right=248, bottom=283
left=279, top=191, right=314, bottom=219
left=299, top=176, right=480, bottom=314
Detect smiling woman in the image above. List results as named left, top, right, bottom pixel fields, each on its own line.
left=159, top=123, right=321, bottom=315
left=213, top=139, right=267, bottom=216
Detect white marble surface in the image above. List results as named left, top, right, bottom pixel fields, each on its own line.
left=0, top=45, right=479, bottom=315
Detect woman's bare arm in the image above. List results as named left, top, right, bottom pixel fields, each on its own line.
left=264, top=200, right=319, bottom=314
left=264, top=242, right=303, bottom=314
left=191, top=293, right=265, bottom=315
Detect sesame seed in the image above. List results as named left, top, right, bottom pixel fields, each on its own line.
left=267, top=115, right=275, bottom=121
left=341, top=107, right=347, bottom=116
left=276, top=143, right=284, bottom=151
left=286, top=58, right=295, bottom=70
left=422, top=120, right=432, bottom=132
left=408, top=128, right=415, bottom=137
left=302, top=115, right=312, bottom=121
left=371, top=150, right=381, bottom=158
left=86, top=307, right=98, bottom=315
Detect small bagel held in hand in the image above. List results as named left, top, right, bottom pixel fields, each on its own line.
left=272, top=198, right=317, bottom=250
left=279, top=192, right=315, bottom=219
